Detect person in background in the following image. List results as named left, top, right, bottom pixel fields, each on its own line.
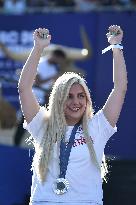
left=18, top=25, right=127, bottom=205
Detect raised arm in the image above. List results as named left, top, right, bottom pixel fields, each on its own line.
left=18, top=28, right=51, bottom=123
left=102, top=25, right=128, bottom=127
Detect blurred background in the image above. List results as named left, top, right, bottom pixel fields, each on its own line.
left=0, top=0, right=136, bottom=205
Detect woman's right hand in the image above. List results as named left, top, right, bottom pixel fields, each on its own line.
left=33, top=28, right=51, bottom=51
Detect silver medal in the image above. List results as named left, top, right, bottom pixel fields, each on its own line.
left=52, top=178, right=69, bottom=195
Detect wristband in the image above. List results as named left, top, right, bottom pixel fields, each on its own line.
left=102, top=44, right=123, bottom=54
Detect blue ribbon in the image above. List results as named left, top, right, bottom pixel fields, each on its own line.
left=59, top=123, right=80, bottom=178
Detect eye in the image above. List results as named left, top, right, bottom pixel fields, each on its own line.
left=68, top=94, right=73, bottom=99
left=79, top=93, right=85, bottom=98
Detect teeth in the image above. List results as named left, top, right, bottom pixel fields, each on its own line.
left=72, top=108, right=80, bottom=111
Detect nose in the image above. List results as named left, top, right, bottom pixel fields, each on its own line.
left=72, top=96, right=80, bottom=105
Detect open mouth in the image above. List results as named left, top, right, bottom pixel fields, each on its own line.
left=69, top=107, right=80, bottom=112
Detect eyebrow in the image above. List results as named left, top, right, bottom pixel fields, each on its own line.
left=69, top=92, right=85, bottom=95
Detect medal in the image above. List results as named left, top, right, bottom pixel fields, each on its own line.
left=53, top=178, right=69, bottom=195
left=52, top=123, right=80, bottom=195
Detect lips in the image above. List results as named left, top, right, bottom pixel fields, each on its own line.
left=69, top=107, right=80, bottom=112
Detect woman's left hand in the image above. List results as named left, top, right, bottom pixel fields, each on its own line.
left=106, top=25, right=123, bottom=45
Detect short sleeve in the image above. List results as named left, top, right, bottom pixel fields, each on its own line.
left=88, top=109, right=117, bottom=144
left=97, top=109, right=117, bottom=139
left=88, top=109, right=117, bottom=164
left=23, top=106, right=47, bottom=143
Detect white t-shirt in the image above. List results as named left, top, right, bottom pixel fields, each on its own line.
left=23, top=107, right=117, bottom=205
left=33, top=57, right=57, bottom=104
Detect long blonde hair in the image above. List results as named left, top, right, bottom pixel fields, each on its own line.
left=32, top=72, right=105, bottom=183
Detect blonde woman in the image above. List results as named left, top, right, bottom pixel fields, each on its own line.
left=18, top=25, right=127, bottom=205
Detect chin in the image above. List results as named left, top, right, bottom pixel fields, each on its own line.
left=69, top=115, right=83, bottom=123
left=65, top=110, right=84, bottom=124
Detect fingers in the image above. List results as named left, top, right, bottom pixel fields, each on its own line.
left=106, top=25, right=123, bottom=45
left=106, top=25, right=123, bottom=37
left=34, top=28, right=51, bottom=40
left=38, top=28, right=49, bottom=39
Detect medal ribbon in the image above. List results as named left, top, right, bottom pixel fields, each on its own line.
left=59, top=122, right=80, bottom=178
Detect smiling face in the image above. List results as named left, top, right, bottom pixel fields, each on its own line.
left=64, top=83, right=87, bottom=126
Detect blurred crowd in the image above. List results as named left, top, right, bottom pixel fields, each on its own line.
left=0, top=0, right=136, bottom=14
